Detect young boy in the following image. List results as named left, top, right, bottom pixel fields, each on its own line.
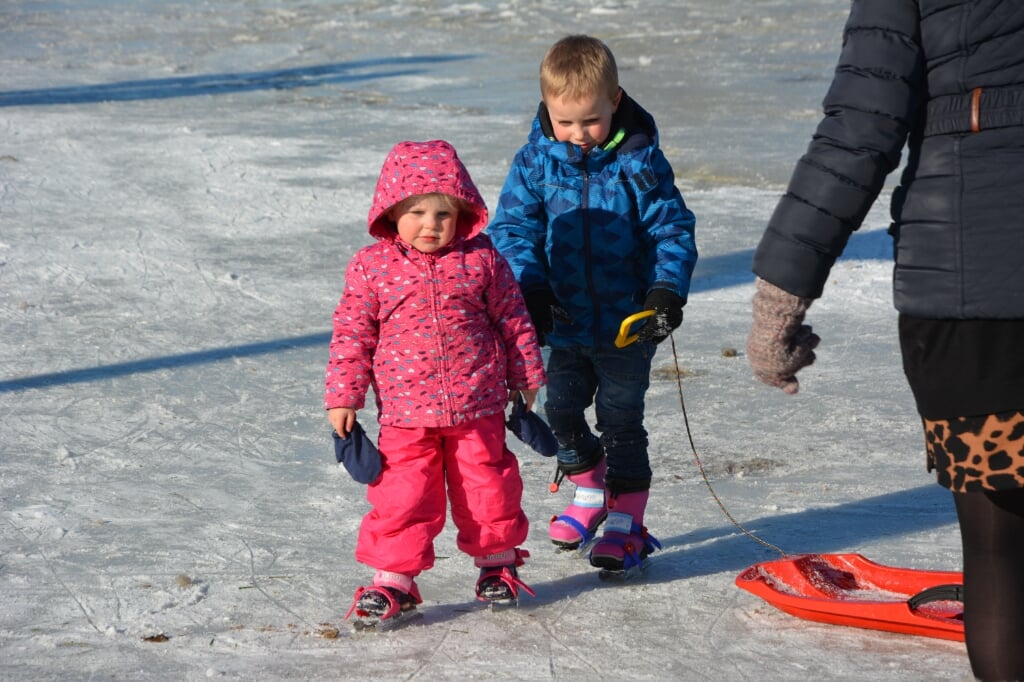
left=489, top=35, right=697, bottom=574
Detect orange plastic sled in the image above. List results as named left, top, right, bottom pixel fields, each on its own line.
left=735, top=553, right=964, bottom=641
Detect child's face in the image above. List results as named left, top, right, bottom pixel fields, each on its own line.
left=545, top=88, right=621, bottom=154
left=390, top=195, right=459, bottom=253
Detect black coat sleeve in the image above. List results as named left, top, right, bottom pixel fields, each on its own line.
left=753, top=0, right=924, bottom=298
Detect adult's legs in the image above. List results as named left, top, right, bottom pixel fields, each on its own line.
left=953, top=488, right=1024, bottom=681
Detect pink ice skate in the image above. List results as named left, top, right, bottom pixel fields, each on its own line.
left=549, top=457, right=607, bottom=551
left=589, top=491, right=661, bottom=579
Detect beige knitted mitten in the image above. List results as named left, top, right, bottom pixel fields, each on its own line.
left=747, top=277, right=820, bottom=395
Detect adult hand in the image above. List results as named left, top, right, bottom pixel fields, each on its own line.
left=747, top=278, right=819, bottom=394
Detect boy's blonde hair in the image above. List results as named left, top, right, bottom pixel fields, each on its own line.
left=539, top=35, right=619, bottom=103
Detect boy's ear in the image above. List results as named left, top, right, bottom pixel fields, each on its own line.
left=612, top=87, right=622, bottom=111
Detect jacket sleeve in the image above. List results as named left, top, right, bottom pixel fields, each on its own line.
left=634, top=147, right=698, bottom=302
left=324, top=252, right=378, bottom=410
left=482, top=239, right=547, bottom=390
left=753, top=0, right=924, bottom=298
left=488, top=146, right=551, bottom=293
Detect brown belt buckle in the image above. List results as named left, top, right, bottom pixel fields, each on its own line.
left=970, top=87, right=982, bottom=133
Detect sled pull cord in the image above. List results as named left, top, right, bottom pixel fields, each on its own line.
left=666, top=333, right=788, bottom=558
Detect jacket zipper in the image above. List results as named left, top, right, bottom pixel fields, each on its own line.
left=580, top=166, right=602, bottom=347
left=424, top=253, right=456, bottom=422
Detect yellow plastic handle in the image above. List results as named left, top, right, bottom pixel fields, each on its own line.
left=614, top=310, right=655, bottom=348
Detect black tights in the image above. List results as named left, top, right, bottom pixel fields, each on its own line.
left=954, top=488, right=1024, bottom=681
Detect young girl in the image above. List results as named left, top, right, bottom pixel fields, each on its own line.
left=324, top=140, right=546, bottom=628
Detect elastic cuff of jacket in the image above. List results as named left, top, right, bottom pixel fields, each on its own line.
left=605, top=476, right=652, bottom=495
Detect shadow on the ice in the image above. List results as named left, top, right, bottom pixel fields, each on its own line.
left=645, top=483, right=956, bottom=583
left=406, top=570, right=626, bottom=622
left=0, top=332, right=331, bottom=392
left=0, top=55, right=474, bottom=107
left=689, top=226, right=891, bottom=294
left=491, top=484, right=956, bottom=607
left=0, top=227, right=892, bottom=393
left=333, top=483, right=952, bottom=617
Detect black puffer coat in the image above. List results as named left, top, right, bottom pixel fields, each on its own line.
left=754, top=0, right=1024, bottom=319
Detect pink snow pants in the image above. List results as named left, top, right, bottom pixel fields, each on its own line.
left=354, top=412, right=529, bottom=576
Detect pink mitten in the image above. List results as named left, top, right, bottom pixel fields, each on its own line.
left=747, top=278, right=820, bottom=395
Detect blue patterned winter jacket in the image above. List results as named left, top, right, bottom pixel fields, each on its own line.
left=489, top=92, right=697, bottom=349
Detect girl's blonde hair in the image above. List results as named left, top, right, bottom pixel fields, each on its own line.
left=539, top=35, right=619, bottom=103
left=387, top=192, right=466, bottom=221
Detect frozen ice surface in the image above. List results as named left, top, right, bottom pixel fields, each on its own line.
left=1, top=1, right=967, bottom=680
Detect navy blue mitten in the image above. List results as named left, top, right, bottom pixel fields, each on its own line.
left=506, top=394, right=559, bottom=457
left=332, top=421, right=382, bottom=484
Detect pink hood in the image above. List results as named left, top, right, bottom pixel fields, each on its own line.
left=367, top=140, right=489, bottom=241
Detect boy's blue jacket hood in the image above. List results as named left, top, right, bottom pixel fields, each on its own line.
left=489, top=91, right=697, bottom=348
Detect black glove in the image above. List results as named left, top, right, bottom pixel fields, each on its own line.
left=635, top=288, right=684, bottom=344
left=524, top=290, right=569, bottom=346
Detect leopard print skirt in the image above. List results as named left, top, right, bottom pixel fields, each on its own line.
left=924, top=410, right=1024, bottom=492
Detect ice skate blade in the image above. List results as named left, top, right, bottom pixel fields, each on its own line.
left=554, top=537, right=597, bottom=557
left=479, top=587, right=519, bottom=608
left=597, top=558, right=651, bottom=582
left=351, top=608, right=423, bottom=632
left=484, top=596, right=519, bottom=610
left=551, top=517, right=606, bottom=555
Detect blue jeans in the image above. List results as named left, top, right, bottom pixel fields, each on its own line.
left=543, top=343, right=654, bottom=487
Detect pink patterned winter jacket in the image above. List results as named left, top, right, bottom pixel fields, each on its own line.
left=324, top=140, right=546, bottom=428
